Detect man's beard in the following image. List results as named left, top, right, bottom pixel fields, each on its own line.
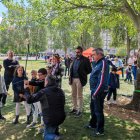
left=9, top=56, right=13, bottom=59
left=76, top=55, right=81, bottom=59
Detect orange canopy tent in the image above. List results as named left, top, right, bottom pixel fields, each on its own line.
left=82, top=47, right=94, bottom=57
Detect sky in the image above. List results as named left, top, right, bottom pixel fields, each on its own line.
left=0, top=1, right=29, bottom=23
left=0, top=3, right=7, bottom=23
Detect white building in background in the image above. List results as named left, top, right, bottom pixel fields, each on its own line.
left=41, top=32, right=118, bottom=57
left=102, top=30, right=117, bottom=57
left=41, top=40, right=75, bottom=57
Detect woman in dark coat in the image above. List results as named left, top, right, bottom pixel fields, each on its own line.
left=12, top=66, right=30, bottom=124
left=51, top=55, right=64, bottom=88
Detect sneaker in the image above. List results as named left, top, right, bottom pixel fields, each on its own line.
left=106, top=101, right=111, bottom=104
left=113, top=101, right=117, bottom=104
left=55, top=136, right=62, bottom=140
left=68, top=109, right=77, bottom=115
left=38, top=125, right=44, bottom=133
left=27, top=122, right=38, bottom=129
left=0, top=116, right=6, bottom=120
left=74, top=112, right=82, bottom=117
left=0, top=103, right=4, bottom=108
left=90, top=131, right=104, bottom=136
left=84, top=124, right=96, bottom=130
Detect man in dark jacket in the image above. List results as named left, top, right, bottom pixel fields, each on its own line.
left=68, top=46, right=92, bottom=117
left=1, top=50, right=19, bottom=108
left=24, top=74, right=66, bottom=140
left=64, top=54, right=71, bottom=77
left=85, top=48, right=109, bottom=137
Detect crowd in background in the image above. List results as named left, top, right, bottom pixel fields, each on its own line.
left=0, top=47, right=138, bottom=140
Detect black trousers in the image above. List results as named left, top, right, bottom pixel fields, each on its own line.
left=107, top=88, right=117, bottom=101
left=2, top=77, right=13, bottom=104
left=0, top=94, right=2, bottom=102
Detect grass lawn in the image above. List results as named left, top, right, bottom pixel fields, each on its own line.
left=0, top=60, right=140, bottom=140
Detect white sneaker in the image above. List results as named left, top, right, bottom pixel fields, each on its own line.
left=106, top=101, right=111, bottom=104
left=113, top=101, right=117, bottom=104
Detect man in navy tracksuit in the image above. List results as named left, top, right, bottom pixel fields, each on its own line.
left=85, top=48, right=109, bottom=137
left=105, top=55, right=115, bottom=72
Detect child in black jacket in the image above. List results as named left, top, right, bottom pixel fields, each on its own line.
left=106, top=67, right=120, bottom=105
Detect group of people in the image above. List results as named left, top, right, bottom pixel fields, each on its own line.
left=0, top=46, right=138, bottom=139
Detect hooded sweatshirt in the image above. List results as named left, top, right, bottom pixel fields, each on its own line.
left=0, top=74, right=7, bottom=94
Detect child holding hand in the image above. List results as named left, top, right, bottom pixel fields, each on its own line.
left=12, top=66, right=31, bottom=124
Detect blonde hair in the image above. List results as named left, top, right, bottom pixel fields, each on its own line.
left=31, top=70, right=37, bottom=74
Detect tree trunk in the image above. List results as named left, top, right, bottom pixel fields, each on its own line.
left=120, top=1, right=140, bottom=111
left=122, top=29, right=140, bottom=111
left=83, top=30, right=86, bottom=50
left=64, top=37, right=67, bottom=57
left=126, top=30, right=130, bottom=65
left=18, top=44, right=21, bottom=55
left=36, top=50, right=37, bottom=60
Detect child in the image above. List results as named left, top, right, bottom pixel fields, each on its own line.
left=28, top=70, right=38, bottom=115
left=24, top=68, right=47, bottom=133
left=27, top=70, right=43, bottom=130
left=46, top=66, right=52, bottom=74
left=124, top=64, right=132, bottom=83
left=132, top=60, right=137, bottom=88
left=12, top=66, right=31, bottom=124
left=0, top=64, right=9, bottom=120
left=106, top=67, right=119, bottom=105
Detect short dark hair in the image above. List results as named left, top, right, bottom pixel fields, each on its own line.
left=53, top=53, right=59, bottom=57
left=38, top=68, right=47, bottom=75
left=111, top=67, right=117, bottom=72
left=46, top=66, right=52, bottom=70
left=13, top=66, right=25, bottom=77
left=129, top=64, right=132, bottom=66
left=76, top=46, right=83, bottom=52
left=93, top=48, right=104, bottom=56
left=134, top=60, right=137, bottom=64
left=46, top=74, right=56, bottom=83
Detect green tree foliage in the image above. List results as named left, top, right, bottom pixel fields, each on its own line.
left=115, top=46, right=127, bottom=57
left=29, top=23, right=48, bottom=60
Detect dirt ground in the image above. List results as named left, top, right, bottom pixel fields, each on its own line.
left=104, top=97, right=140, bottom=124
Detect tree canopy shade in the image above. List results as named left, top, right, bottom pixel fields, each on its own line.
left=1, top=0, right=140, bottom=110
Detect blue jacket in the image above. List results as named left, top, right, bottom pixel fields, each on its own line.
left=108, top=72, right=119, bottom=89
left=132, top=66, right=137, bottom=80
left=105, top=58, right=115, bottom=67
left=90, top=57, right=109, bottom=98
